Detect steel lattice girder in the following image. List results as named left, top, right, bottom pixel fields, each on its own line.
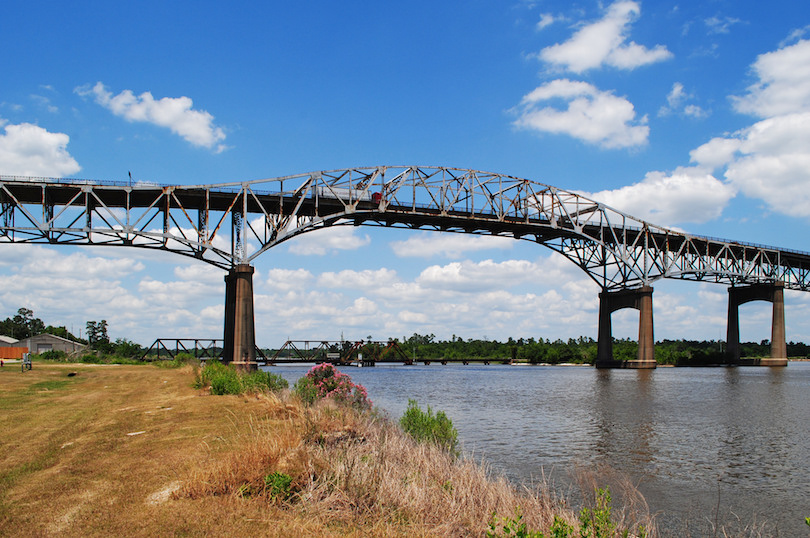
left=1, top=167, right=809, bottom=291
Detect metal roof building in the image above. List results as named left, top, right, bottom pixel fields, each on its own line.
left=13, top=333, right=84, bottom=354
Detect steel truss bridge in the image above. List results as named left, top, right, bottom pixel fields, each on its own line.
left=2, top=166, right=808, bottom=368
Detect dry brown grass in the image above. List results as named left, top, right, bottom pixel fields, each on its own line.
left=176, top=392, right=656, bottom=537
left=0, top=362, right=655, bottom=537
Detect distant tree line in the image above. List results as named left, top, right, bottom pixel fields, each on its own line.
left=391, top=333, right=810, bottom=365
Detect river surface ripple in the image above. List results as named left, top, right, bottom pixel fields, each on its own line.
left=266, top=362, right=810, bottom=536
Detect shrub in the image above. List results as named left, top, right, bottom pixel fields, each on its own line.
left=210, top=368, right=243, bottom=395
left=241, top=369, right=289, bottom=393
left=195, top=361, right=288, bottom=395
left=37, top=350, right=67, bottom=362
left=399, top=399, right=458, bottom=456
left=79, top=353, right=102, bottom=364
left=155, top=352, right=201, bottom=369
left=293, top=363, right=371, bottom=411
left=264, top=471, right=294, bottom=501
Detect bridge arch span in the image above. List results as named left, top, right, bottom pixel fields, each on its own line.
left=3, top=166, right=809, bottom=368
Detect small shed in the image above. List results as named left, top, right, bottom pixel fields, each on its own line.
left=14, top=333, right=84, bottom=354
left=0, top=335, right=24, bottom=360
left=0, top=335, right=19, bottom=345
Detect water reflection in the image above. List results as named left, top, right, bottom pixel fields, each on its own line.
left=590, top=370, right=657, bottom=476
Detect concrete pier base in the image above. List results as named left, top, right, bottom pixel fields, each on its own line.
left=222, top=264, right=257, bottom=371
left=596, top=286, right=656, bottom=369
left=727, top=282, right=787, bottom=367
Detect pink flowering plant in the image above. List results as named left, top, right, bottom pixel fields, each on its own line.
left=293, top=363, right=371, bottom=411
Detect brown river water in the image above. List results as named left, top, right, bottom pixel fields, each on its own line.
left=268, top=361, right=810, bottom=536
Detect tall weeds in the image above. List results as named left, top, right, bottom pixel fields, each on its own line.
left=177, top=391, right=656, bottom=536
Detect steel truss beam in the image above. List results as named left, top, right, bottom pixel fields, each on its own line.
left=2, top=168, right=810, bottom=291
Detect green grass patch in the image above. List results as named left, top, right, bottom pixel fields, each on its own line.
left=28, top=380, right=72, bottom=392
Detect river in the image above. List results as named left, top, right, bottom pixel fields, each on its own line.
left=266, top=361, right=810, bottom=536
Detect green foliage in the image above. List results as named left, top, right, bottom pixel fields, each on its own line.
left=292, top=376, right=318, bottom=405
left=488, top=508, right=543, bottom=537
left=293, top=363, right=371, bottom=411
left=398, top=332, right=810, bottom=364
left=112, top=338, right=142, bottom=358
left=487, top=488, right=642, bottom=538
left=36, top=350, right=68, bottom=362
left=0, top=308, right=45, bottom=340
left=86, top=320, right=114, bottom=353
left=264, top=471, right=293, bottom=501
left=487, top=510, right=576, bottom=538
left=79, top=353, right=102, bottom=364
left=399, top=399, right=458, bottom=456
left=195, top=361, right=288, bottom=395
left=241, top=369, right=289, bottom=393
left=156, top=352, right=200, bottom=369
left=549, top=517, right=576, bottom=538
left=805, top=516, right=810, bottom=528
left=579, top=488, right=620, bottom=538
left=210, top=370, right=242, bottom=395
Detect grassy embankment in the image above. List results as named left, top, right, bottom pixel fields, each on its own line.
left=0, top=361, right=654, bottom=536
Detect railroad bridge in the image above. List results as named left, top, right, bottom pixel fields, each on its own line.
left=3, top=166, right=809, bottom=369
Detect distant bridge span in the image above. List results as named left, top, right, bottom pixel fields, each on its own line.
left=2, top=166, right=807, bottom=368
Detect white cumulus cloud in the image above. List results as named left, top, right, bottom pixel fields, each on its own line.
left=538, top=1, right=672, bottom=73
left=582, top=167, right=736, bottom=226
left=265, top=268, right=315, bottom=291
left=514, top=79, right=649, bottom=149
left=318, top=268, right=399, bottom=289
left=688, top=39, right=810, bottom=218
left=390, top=233, right=514, bottom=258
left=287, top=227, right=371, bottom=255
left=731, top=39, right=810, bottom=118
left=0, top=121, right=80, bottom=177
left=76, top=82, right=227, bottom=152
left=416, top=259, right=540, bottom=292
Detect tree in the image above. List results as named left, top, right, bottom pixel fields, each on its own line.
left=86, top=320, right=110, bottom=349
left=0, top=308, right=46, bottom=339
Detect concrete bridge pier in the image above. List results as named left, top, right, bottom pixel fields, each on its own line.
left=727, top=282, right=787, bottom=366
left=222, top=263, right=257, bottom=371
left=596, top=286, right=656, bottom=369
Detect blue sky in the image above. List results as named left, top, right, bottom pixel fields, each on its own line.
left=2, top=0, right=810, bottom=347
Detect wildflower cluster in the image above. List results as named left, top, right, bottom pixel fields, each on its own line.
left=294, top=363, right=371, bottom=411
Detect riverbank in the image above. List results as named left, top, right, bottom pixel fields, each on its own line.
left=0, top=362, right=656, bottom=536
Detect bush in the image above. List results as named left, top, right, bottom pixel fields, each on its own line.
left=293, top=363, right=371, bottom=411
left=241, top=369, right=289, bottom=393
left=399, top=399, right=458, bottom=456
left=195, top=361, right=288, bottom=395
left=79, top=353, right=102, bottom=364
left=36, top=350, right=67, bottom=362
left=155, top=352, right=200, bottom=369
left=264, top=471, right=294, bottom=501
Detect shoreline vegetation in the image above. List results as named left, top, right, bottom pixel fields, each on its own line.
left=0, top=359, right=659, bottom=537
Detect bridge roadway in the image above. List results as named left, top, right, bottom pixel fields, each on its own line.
left=3, top=167, right=809, bottom=369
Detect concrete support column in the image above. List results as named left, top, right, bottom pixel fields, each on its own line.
left=596, top=286, right=656, bottom=369
left=726, top=282, right=787, bottom=367
left=771, top=283, right=787, bottom=361
left=222, top=264, right=257, bottom=371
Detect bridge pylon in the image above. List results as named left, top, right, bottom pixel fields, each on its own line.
left=727, top=282, right=787, bottom=366
left=222, top=264, right=257, bottom=371
left=596, top=286, right=656, bottom=369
